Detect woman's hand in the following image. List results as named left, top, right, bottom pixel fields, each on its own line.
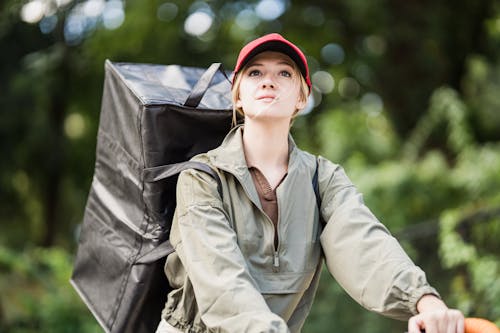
left=408, top=295, right=464, bottom=333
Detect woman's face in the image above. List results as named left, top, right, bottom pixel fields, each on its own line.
left=235, top=51, right=306, bottom=121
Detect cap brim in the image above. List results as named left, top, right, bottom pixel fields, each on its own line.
left=237, top=41, right=308, bottom=79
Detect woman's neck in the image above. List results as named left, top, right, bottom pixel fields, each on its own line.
left=242, top=119, right=290, bottom=171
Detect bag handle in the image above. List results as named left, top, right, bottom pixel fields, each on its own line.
left=184, top=62, right=231, bottom=108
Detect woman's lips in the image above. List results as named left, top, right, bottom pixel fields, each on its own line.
left=256, top=95, right=277, bottom=102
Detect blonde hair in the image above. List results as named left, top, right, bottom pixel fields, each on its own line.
left=231, top=60, right=310, bottom=126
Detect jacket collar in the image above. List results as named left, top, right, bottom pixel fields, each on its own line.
left=207, top=125, right=308, bottom=207
left=208, top=125, right=300, bottom=178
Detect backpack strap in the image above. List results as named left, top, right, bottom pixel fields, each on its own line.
left=138, top=161, right=222, bottom=264
left=312, top=158, right=326, bottom=228
left=143, top=160, right=222, bottom=197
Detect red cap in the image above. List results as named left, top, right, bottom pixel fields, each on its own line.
left=233, top=33, right=311, bottom=91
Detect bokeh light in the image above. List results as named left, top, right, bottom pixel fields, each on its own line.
left=39, top=15, right=58, bottom=34
left=235, top=9, right=261, bottom=30
left=184, top=11, right=213, bottom=36
left=20, top=0, right=77, bottom=26
left=312, top=71, right=335, bottom=94
left=21, top=0, right=126, bottom=40
left=363, top=35, right=386, bottom=56
left=338, top=77, right=360, bottom=99
left=255, top=0, right=286, bottom=21
left=102, top=0, right=125, bottom=30
left=157, top=2, right=178, bottom=22
left=64, top=113, right=86, bottom=139
left=360, top=92, right=383, bottom=116
left=83, top=0, right=105, bottom=17
left=20, top=0, right=46, bottom=24
left=64, top=11, right=86, bottom=44
left=321, top=43, right=345, bottom=65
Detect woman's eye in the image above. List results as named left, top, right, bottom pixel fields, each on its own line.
left=248, top=70, right=261, bottom=77
left=280, top=70, right=292, bottom=78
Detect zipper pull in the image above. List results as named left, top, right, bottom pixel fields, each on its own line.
left=273, top=251, right=280, bottom=269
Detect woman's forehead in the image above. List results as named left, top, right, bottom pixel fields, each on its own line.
left=246, top=51, right=295, bottom=67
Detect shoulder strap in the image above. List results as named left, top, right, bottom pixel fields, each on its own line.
left=143, top=160, right=222, bottom=196
left=312, top=158, right=321, bottom=210
left=137, top=161, right=222, bottom=264
left=312, top=158, right=326, bottom=228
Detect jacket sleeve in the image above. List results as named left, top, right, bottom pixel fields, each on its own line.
left=169, top=169, right=290, bottom=333
left=317, top=157, right=440, bottom=321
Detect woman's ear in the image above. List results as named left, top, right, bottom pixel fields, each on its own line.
left=295, top=97, right=306, bottom=111
left=236, top=99, right=242, bottom=109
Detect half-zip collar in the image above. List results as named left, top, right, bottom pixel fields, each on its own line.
left=207, top=125, right=302, bottom=272
left=207, top=125, right=300, bottom=207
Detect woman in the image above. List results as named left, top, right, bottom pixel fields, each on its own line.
left=157, top=33, right=464, bottom=333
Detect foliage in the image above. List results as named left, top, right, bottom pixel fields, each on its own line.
left=439, top=206, right=500, bottom=327
left=302, top=83, right=500, bottom=332
left=0, top=245, right=100, bottom=332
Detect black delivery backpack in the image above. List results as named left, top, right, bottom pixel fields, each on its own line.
left=70, top=60, right=233, bottom=333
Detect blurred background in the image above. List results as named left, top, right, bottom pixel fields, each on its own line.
left=1, top=0, right=499, bottom=332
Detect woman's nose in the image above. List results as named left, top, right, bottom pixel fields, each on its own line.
left=260, top=74, right=276, bottom=89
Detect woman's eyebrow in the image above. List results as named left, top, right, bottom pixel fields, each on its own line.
left=278, top=61, right=294, bottom=68
left=247, top=61, right=294, bottom=68
left=247, top=62, right=263, bottom=67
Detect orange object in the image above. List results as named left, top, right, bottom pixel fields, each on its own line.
left=465, top=318, right=500, bottom=333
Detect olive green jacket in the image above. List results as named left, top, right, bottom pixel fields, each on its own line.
left=161, top=126, right=438, bottom=333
